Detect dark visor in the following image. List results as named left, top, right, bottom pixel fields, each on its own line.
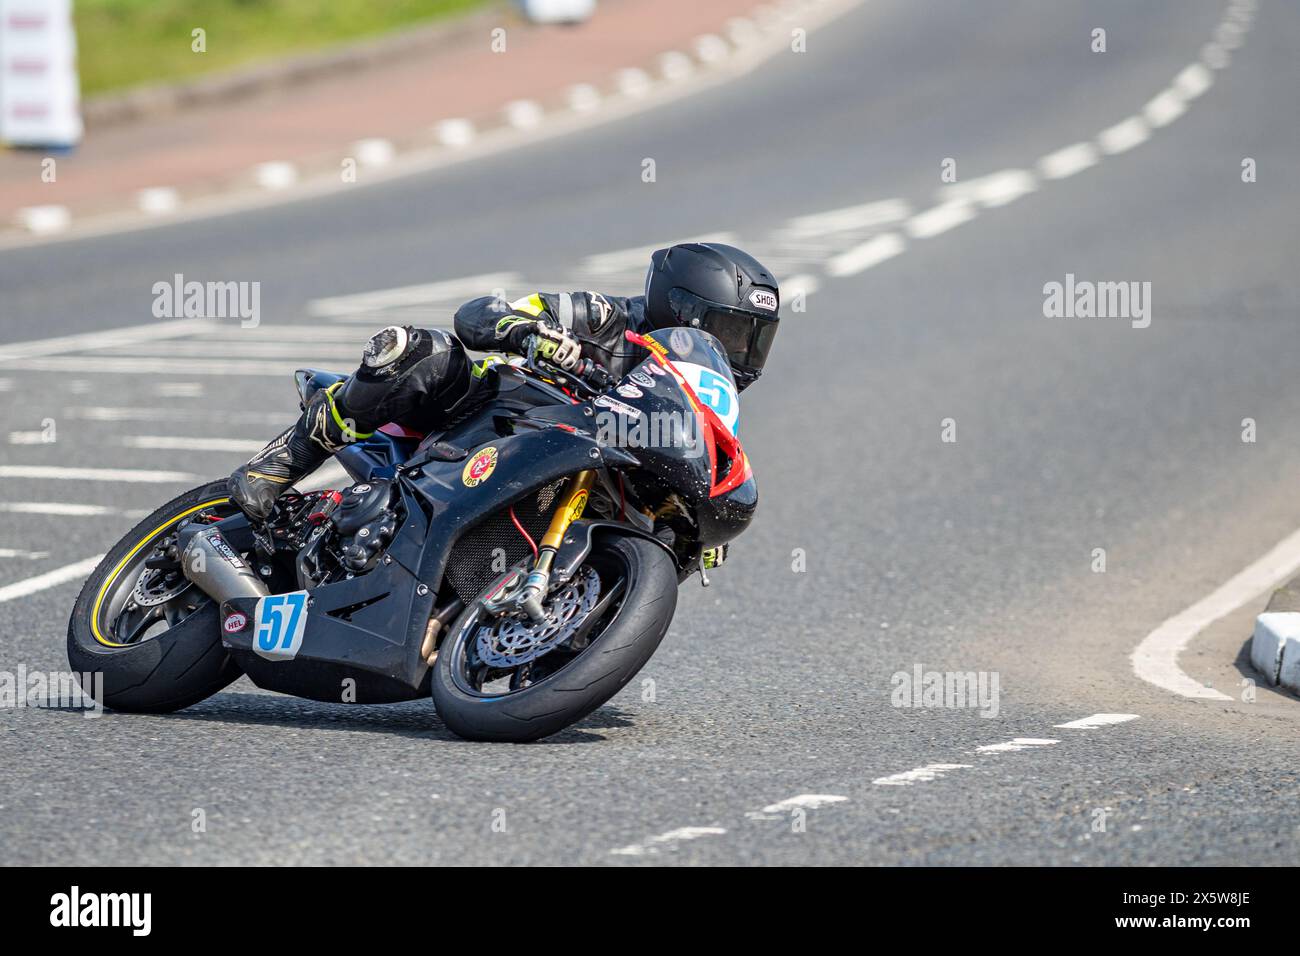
left=669, top=288, right=779, bottom=374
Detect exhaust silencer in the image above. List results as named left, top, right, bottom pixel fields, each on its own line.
left=180, top=526, right=269, bottom=603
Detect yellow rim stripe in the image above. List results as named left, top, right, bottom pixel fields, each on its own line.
left=90, top=498, right=230, bottom=647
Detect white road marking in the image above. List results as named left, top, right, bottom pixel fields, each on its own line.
left=96, top=340, right=360, bottom=360
left=155, top=382, right=204, bottom=397
left=780, top=198, right=911, bottom=239
left=1097, top=116, right=1150, bottom=155
left=1130, top=526, right=1300, bottom=701
left=1173, top=62, right=1214, bottom=100
left=0, top=319, right=217, bottom=364
left=17, top=356, right=308, bottom=377
left=1054, top=713, right=1140, bottom=730
left=873, top=763, right=972, bottom=786
left=434, top=118, right=476, bottom=148
left=306, top=272, right=520, bottom=318
left=137, top=187, right=180, bottom=215
left=576, top=234, right=737, bottom=278
left=0, top=378, right=12, bottom=391
left=0, top=465, right=197, bottom=483
left=825, top=232, right=906, bottom=277
left=1036, top=142, right=1099, bottom=180
left=1143, top=89, right=1188, bottom=128
left=905, top=200, right=977, bottom=239
left=0, top=555, right=103, bottom=604
left=782, top=272, right=821, bottom=299
left=0, top=502, right=119, bottom=516
left=8, top=432, right=51, bottom=445
left=122, top=436, right=264, bottom=453
left=352, top=138, right=395, bottom=168
left=974, top=738, right=1059, bottom=754
left=0, top=548, right=50, bottom=560
left=16, top=205, right=70, bottom=234
left=757, top=794, right=848, bottom=813
left=254, top=161, right=298, bottom=190
left=64, top=406, right=290, bottom=424
left=609, top=826, right=727, bottom=856
left=941, top=169, right=1038, bottom=208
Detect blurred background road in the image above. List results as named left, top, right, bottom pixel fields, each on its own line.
left=1, top=0, right=1299, bottom=865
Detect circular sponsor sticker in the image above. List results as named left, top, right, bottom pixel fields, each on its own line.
left=669, top=328, right=694, bottom=357
left=616, top=384, right=643, bottom=399
left=645, top=362, right=666, bottom=376
left=223, top=612, right=247, bottom=634
left=352, top=483, right=371, bottom=494
left=629, top=370, right=655, bottom=388
left=462, top=446, right=499, bottom=487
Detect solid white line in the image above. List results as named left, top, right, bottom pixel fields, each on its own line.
left=905, top=200, right=977, bottom=239
left=974, top=738, right=1058, bottom=754
left=1130, top=527, right=1300, bottom=701
left=0, top=465, right=197, bottom=483
left=0, top=555, right=103, bottom=604
left=1097, top=116, right=1150, bottom=155
left=0, top=502, right=117, bottom=516
left=0, top=319, right=218, bottom=364
left=609, top=826, right=727, bottom=856
left=1054, top=713, right=1140, bottom=730
left=1036, top=142, right=1099, bottom=180
left=825, top=232, right=906, bottom=277
left=873, top=763, right=972, bottom=786
left=123, top=436, right=264, bottom=452
left=0, top=548, right=50, bottom=560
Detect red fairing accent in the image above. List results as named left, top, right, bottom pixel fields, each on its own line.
left=378, top=422, right=425, bottom=439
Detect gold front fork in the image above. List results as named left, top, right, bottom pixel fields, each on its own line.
left=519, top=469, right=595, bottom=621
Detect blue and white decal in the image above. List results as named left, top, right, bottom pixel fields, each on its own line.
left=253, top=590, right=309, bottom=661
left=674, top=362, right=740, bottom=436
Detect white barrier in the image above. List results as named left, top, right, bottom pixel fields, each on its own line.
left=0, top=0, right=82, bottom=148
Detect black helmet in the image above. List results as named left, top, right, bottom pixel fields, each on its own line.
left=644, top=242, right=780, bottom=388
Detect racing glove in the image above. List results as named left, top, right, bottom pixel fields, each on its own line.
left=528, top=322, right=583, bottom=371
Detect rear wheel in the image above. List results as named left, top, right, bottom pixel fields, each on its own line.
left=67, top=480, right=244, bottom=713
left=432, top=534, right=677, bottom=742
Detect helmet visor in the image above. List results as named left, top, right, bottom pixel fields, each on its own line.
left=668, top=287, right=779, bottom=375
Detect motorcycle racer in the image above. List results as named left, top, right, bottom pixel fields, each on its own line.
left=228, top=242, right=781, bottom=524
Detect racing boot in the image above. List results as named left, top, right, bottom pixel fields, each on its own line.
left=228, top=383, right=365, bottom=521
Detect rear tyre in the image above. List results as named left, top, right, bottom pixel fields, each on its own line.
left=67, top=480, right=244, bottom=713
left=432, top=534, right=677, bottom=742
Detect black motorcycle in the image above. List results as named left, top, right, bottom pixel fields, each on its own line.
left=68, top=327, right=756, bottom=741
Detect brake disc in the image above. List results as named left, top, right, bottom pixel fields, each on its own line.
left=475, top=567, right=601, bottom=668
left=131, top=567, right=192, bottom=608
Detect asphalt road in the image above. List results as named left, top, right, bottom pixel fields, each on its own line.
left=2, top=0, right=1299, bottom=865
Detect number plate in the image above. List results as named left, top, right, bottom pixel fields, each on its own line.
left=252, top=591, right=309, bottom=661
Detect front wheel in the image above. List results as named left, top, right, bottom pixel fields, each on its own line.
left=67, top=480, right=244, bottom=713
left=432, top=534, right=677, bottom=742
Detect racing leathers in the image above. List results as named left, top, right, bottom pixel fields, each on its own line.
left=227, top=290, right=652, bottom=521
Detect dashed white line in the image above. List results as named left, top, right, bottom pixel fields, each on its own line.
left=122, top=436, right=264, bottom=453
left=904, top=199, right=977, bottom=239
left=0, top=548, right=50, bottom=560
left=0, top=465, right=197, bottom=483
left=609, top=826, right=727, bottom=856
left=1035, top=142, right=1100, bottom=180
left=1054, top=713, right=1140, bottom=730
left=825, top=232, right=906, bottom=277
left=1143, top=89, right=1188, bottom=128
left=780, top=198, right=911, bottom=239
left=1097, top=116, right=1150, bottom=155
left=974, top=738, right=1059, bottom=754
left=757, top=793, right=848, bottom=813
left=1172, top=62, right=1214, bottom=100
left=873, top=763, right=972, bottom=787
left=0, top=555, right=104, bottom=604
left=0, top=502, right=121, bottom=516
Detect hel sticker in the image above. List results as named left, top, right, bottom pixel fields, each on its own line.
left=644, top=362, right=666, bottom=377
left=629, top=370, right=655, bottom=388
left=567, top=489, right=589, bottom=522
left=223, top=611, right=247, bottom=634
left=462, top=446, right=499, bottom=487
left=616, top=383, right=643, bottom=399
left=252, top=591, right=309, bottom=661
left=669, top=328, right=693, bottom=357
left=676, top=362, right=740, bottom=435
left=594, top=395, right=642, bottom=419
left=749, top=289, right=778, bottom=311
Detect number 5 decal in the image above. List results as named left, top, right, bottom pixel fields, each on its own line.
left=253, top=590, right=309, bottom=661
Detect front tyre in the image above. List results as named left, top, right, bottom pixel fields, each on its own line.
left=432, top=535, right=677, bottom=742
left=67, top=480, right=244, bottom=713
